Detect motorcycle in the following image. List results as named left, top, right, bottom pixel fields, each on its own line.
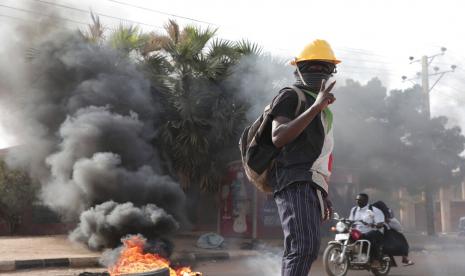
left=322, top=213, right=395, bottom=276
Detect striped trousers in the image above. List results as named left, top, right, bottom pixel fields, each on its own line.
left=274, top=182, right=321, bottom=276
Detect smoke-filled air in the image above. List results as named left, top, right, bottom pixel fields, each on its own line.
left=1, top=1, right=465, bottom=276
left=0, top=2, right=289, bottom=252
left=0, top=7, right=186, bottom=250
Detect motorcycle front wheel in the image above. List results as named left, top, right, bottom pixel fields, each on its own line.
left=322, top=244, right=349, bottom=276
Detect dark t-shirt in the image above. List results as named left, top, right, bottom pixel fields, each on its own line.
left=270, top=89, right=300, bottom=119
left=268, top=86, right=326, bottom=194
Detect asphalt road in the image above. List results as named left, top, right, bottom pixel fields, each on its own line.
left=195, top=249, right=465, bottom=276
left=3, top=250, right=465, bottom=276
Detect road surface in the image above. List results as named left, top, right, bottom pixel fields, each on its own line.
left=3, top=250, right=465, bottom=276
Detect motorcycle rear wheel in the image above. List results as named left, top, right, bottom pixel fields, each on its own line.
left=371, top=256, right=391, bottom=276
left=322, top=244, right=349, bottom=276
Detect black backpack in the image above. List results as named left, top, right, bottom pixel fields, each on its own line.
left=239, top=86, right=307, bottom=193
left=372, top=200, right=393, bottom=220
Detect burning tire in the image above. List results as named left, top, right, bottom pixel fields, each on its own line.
left=118, top=267, right=170, bottom=276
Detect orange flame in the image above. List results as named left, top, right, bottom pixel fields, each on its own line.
left=108, top=235, right=201, bottom=276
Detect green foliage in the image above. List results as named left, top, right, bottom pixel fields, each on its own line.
left=140, top=20, right=252, bottom=192
left=0, top=160, right=36, bottom=233
left=235, top=39, right=262, bottom=56
left=108, top=25, right=149, bottom=54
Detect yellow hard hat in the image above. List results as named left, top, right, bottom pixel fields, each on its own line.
left=291, top=39, right=341, bottom=65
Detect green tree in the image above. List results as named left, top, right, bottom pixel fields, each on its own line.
left=78, top=17, right=266, bottom=194
left=144, top=20, right=259, bottom=192
left=0, top=160, right=36, bottom=234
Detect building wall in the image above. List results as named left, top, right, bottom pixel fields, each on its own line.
left=0, top=204, right=75, bottom=236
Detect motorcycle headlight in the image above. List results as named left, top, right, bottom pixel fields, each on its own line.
left=335, top=221, right=347, bottom=233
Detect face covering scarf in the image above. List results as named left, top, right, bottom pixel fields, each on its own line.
left=294, top=63, right=333, bottom=92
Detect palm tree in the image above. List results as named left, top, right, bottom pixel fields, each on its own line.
left=144, top=20, right=260, bottom=192
left=79, top=17, right=262, bottom=193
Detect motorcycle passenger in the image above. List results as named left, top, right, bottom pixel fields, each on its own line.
left=372, top=201, right=414, bottom=266
left=348, top=193, right=385, bottom=261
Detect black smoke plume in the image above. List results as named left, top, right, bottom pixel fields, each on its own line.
left=0, top=6, right=185, bottom=249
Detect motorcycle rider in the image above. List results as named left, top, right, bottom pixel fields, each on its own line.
left=348, top=193, right=385, bottom=262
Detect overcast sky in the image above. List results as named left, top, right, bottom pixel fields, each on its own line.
left=0, top=0, right=464, bottom=148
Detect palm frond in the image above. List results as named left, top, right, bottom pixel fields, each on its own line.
left=165, top=20, right=180, bottom=44
left=142, top=32, right=171, bottom=55
left=80, top=13, right=105, bottom=44
left=235, top=39, right=262, bottom=56
left=208, top=39, right=237, bottom=59
left=109, top=24, right=147, bottom=53
left=179, top=25, right=217, bottom=59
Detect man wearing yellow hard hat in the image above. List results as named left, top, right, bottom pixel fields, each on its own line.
left=269, top=39, right=339, bottom=276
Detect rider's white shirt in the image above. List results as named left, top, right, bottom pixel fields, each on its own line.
left=349, top=205, right=385, bottom=234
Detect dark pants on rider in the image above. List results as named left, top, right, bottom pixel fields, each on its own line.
left=362, top=230, right=383, bottom=260
left=275, top=182, right=321, bottom=276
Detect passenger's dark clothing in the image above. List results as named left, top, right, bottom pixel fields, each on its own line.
left=362, top=230, right=384, bottom=259
left=383, top=229, right=409, bottom=256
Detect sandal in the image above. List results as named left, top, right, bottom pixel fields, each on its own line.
left=402, top=260, right=414, bottom=266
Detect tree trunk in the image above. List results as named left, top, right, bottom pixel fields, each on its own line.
left=7, top=217, right=19, bottom=235
left=186, top=182, right=201, bottom=226
left=425, top=185, right=436, bottom=236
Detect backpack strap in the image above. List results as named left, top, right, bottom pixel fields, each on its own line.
left=289, top=85, right=307, bottom=117
left=352, top=205, right=373, bottom=218
left=273, top=86, right=307, bottom=117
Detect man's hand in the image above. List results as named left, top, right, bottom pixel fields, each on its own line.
left=323, top=197, right=333, bottom=221
left=375, top=222, right=384, bottom=229
left=312, top=79, right=336, bottom=111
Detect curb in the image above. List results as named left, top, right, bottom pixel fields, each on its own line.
left=0, top=251, right=252, bottom=272
left=0, top=257, right=100, bottom=272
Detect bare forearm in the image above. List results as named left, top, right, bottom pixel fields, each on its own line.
left=272, top=105, right=321, bottom=148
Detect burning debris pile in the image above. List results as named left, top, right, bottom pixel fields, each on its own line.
left=106, top=235, right=200, bottom=276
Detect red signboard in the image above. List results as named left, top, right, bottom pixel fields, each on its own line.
left=219, top=161, right=282, bottom=238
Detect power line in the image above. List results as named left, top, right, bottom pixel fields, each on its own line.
left=339, top=64, right=395, bottom=71
left=341, top=58, right=396, bottom=65
left=273, top=46, right=395, bottom=64
left=336, top=47, right=390, bottom=59
left=0, top=4, right=88, bottom=25
left=107, top=0, right=217, bottom=26
left=0, top=13, right=28, bottom=22
left=31, top=0, right=162, bottom=29
left=34, top=0, right=402, bottom=65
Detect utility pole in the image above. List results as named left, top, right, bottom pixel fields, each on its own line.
left=421, top=56, right=430, bottom=118
left=402, top=47, right=457, bottom=236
